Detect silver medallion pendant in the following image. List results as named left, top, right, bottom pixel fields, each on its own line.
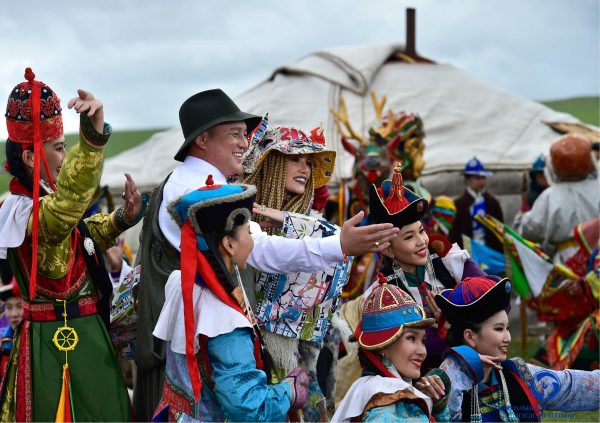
left=83, top=237, right=95, bottom=256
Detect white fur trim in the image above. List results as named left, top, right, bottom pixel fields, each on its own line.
left=263, top=330, right=299, bottom=375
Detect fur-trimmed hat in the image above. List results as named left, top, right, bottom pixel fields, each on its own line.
left=168, top=176, right=256, bottom=249
left=435, top=277, right=512, bottom=326
left=243, top=121, right=336, bottom=188
left=368, top=163, right=429, bottom=227
left=355, top=274, right=435, bottom=350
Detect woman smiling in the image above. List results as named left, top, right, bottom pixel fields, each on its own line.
left=242, top=122, right=350, bottom=421
left=333, top=275, right=450, bottom=421
left=436, top=277, right=600, bottom=422
left=366, top=164, right=500, bottom=369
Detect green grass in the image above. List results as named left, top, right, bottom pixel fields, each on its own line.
left=542, top=96, right=600, bottom=127
left=0, top=128, right=165, bottom=194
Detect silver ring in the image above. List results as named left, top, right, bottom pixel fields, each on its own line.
left=121, top=192, right=126, bottom=199
left=260, top=205, right=266, bottom=212
left=423, top=381, right=431, bottom=387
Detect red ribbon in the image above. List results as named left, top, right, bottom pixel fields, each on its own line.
left=29, top=76, right=41, bottom=299
left=180, top=222, right=203, bottom=402
left=24, top=68, right=57, bottom=300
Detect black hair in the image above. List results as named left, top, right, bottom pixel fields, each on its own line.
left=201, top=222, right=276, bottom=382
left=357, top=349, right=386, bottom=377
left=446, top=319, right=483, bottom=347
left=5, top=139, right=33, bottom=192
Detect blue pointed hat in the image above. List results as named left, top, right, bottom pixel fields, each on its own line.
left=464, top=156, right=492, bottom=176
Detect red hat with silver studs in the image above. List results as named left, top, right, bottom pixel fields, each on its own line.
left=5, top=68, right=63, bottom=144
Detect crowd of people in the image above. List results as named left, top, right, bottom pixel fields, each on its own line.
left=0, top=68, right=598, bottom=422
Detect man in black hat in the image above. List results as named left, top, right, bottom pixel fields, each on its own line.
left=134, top=89, right=400, bottom=420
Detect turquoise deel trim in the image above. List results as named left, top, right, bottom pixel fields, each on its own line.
left=196, top=235, right=209, bottom=251
left=445, top=345, right=484, bottom=383
left=362, top=305, right=424, bottom=331
left=172, top=185, right=244, bottom=222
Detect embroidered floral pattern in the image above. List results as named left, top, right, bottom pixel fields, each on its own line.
left=254, top=212, right=351, bottom=342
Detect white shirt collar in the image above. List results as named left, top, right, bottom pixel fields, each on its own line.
left=182, top=156, right=228, bottom=185
left=467, top=187, right=485, bottom=201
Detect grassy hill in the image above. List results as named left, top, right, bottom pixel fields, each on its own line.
left=0, top=128, right=165, bottom=195
left=542, top=96, right=599, bottom=127
left=1, top=96, right=598, bottom=194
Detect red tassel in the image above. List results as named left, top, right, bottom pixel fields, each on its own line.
left=24, top=67, right=35, bottom=82
left=366, top=170, right=379, bottom=183
left=437, top=313, right=448, bottom=340
left=383, top=165, right=410, bottom=213
left=29, top=74, right=41, bottom=299
left=195, top=250, right=243, bottom=313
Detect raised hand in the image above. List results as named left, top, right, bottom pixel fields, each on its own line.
left=122, top=173, right=142, bottom=222
left=67, top=89, right=104, bottom=133
left=340, top=211, right=399, bottom=256
left=425, top=290, right=442, bottom=322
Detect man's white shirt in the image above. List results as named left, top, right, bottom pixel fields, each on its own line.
left=158, top=156, right=344, bottom=274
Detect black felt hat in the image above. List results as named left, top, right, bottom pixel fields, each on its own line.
left=175, top=89, right=261, bottom=162
left=368, top=163, right=428, bottom=227
left=435, top=277, right=512, bottom=326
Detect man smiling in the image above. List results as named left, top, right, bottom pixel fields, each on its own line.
left=134, top=89, right=400, bottom=420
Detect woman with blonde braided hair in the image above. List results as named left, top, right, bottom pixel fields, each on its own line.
left=244, top=149, right=314, bottom=233
left=241, top=120, right=351, bottom=421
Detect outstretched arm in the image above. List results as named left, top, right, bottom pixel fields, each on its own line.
left=526, top=365, right=600, bottom=412
left=35, top=91, right=110, bottom=243
left=248, top=211, right=398, bottom=274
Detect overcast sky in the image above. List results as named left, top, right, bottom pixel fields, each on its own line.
left=1, top=0, right=598, bottom=139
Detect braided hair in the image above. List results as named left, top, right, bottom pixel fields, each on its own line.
left=243, top=152, right=314, bottom=234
